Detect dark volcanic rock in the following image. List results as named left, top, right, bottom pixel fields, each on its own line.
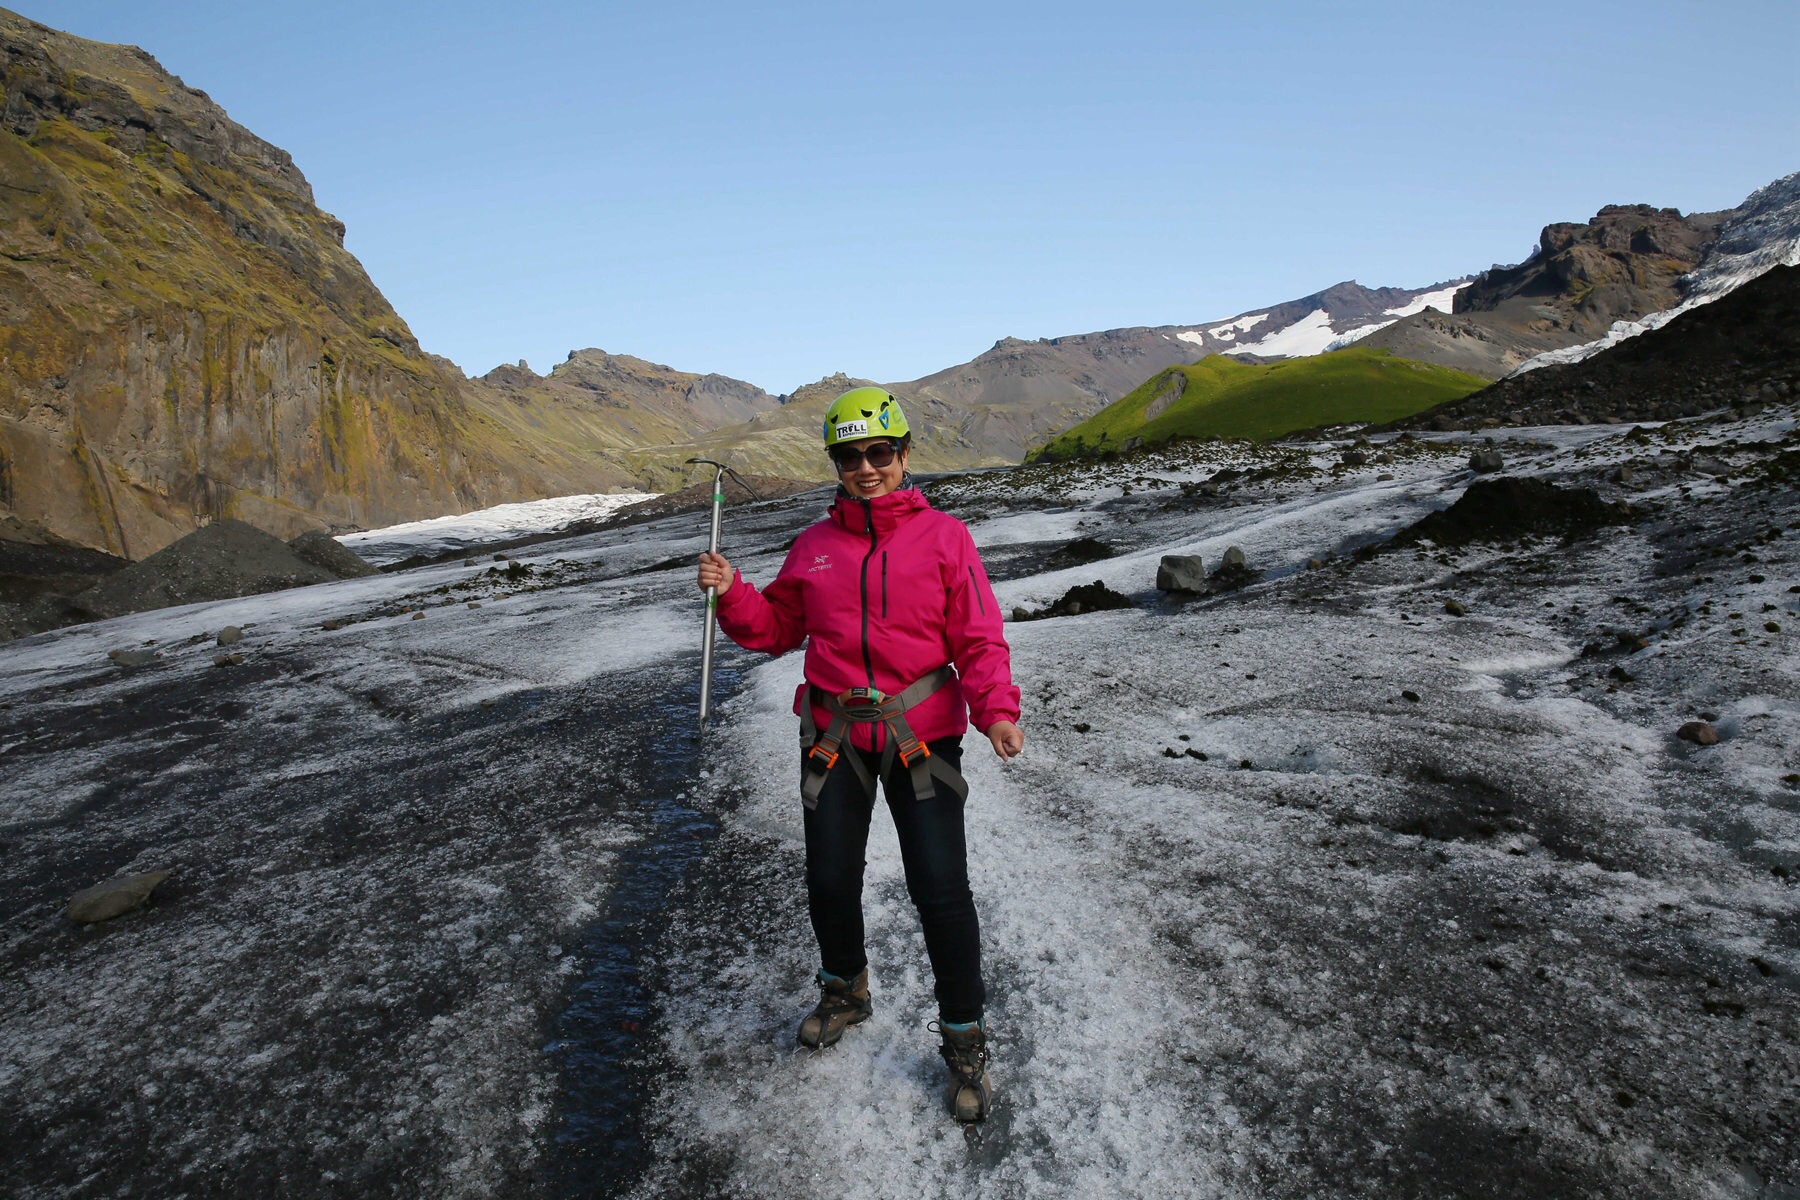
left=0, top=528, right=128, bottom=582
left=1390, top=479, right=1630, bottom=548
left=74, top=520, right=342, bottom=618
left=1677, top=721, right=1720, bottom=746
left=0, top=523, right=131, bottom=641
left=1458, top=205, right=1718, bottom=330
left=287, top=531, right=380, bottom=579
left=1046, top=537, right=1118, bottom=571
left=1202, top=558, right=1260, bottom=594
left=1401, top=264, right=1800, bottom=429
left=1360, top=204, right=1725, bottom=378
left=1019, top=580, right=1137, bottom=620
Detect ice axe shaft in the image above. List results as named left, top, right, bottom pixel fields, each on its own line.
left=689, top=458, right=730, bottom=726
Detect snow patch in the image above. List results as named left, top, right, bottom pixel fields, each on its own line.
left=1385, top=281, right=1470, bottom=318
left=341, top=491, right=657, bottom=564
left=1193, top=312, right=1271, bottom=345
left=1230, top=308, right=1339, bottom=358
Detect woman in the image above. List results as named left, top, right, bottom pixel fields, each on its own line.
left=696, top=386, right=1023, bottom=1123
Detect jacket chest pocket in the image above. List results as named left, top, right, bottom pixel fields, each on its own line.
left=880, top=553, right=951, bottom=643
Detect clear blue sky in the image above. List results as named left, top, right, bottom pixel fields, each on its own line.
left=22, top=1, right=1800, bottom=393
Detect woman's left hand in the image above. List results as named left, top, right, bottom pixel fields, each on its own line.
left=985, top=720, right=1023, bottom=760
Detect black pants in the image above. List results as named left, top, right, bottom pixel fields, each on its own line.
left=803, top=735, right=985, bottom=1024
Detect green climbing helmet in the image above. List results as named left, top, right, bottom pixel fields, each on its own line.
left=823, top=387, right=910, bottom=447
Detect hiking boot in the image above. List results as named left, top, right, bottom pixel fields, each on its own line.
left=797, top=968, right=872, bottom=1048
left=934, top=1020, right=992, bottom=1123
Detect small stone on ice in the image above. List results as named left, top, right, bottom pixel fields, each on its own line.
left=1676, top=721, right=1719, bottom=746
left=66, top=870, right=172, bottom=924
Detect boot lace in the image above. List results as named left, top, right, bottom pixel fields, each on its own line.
left=812, top=976, right=861, bottom=1019
left=929, top=1021, right=989, bottom=1086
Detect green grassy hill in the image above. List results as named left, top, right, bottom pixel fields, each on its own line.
left=1029, top=347, right=1489, bottom=460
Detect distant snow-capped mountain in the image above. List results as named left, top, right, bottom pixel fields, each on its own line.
left=888, top=279, right=1468, bottom=464
left=1173, top=281, right=1472, bottom=359
left=1511, top=171, right=1800, bottom=374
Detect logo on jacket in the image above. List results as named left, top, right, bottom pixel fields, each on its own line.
left=808, top=554, right=833, bottom=573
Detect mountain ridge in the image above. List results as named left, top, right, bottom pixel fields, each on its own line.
left=4, top=8, right=1795, bottom=558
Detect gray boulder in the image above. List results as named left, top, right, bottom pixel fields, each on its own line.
left=66, top=870, right=171, bottom=923
left=1469, top=448, right=1505, bottom=473
left=1156, top=555, right=1208, bottom=593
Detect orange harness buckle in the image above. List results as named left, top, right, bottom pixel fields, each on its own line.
left=895, top=737, right=930, bottom=768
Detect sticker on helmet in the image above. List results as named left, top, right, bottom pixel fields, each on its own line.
left=834, top=419, right=869, bottom=440
left=878, top=409, right=891, bottom=429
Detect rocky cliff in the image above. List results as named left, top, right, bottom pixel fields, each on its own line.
left=1358, top=204, right=1727, bottom=378
left=0, top=11, right=792, bottom=559
left=0, top=9, right=549, bottom=555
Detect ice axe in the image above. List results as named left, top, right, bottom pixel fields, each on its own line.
left=687, top=457, right=757, bottom=726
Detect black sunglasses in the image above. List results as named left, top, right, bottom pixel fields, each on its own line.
left=829, top=440, right=904, bottom=471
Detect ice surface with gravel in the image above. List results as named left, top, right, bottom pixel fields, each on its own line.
left=3, top=407, right=1797, bottom=1198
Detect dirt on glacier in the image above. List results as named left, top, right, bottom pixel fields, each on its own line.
left=0, top=406, right=1796, bottom=1199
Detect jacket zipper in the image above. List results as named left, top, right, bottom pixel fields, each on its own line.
left=968, top=566, right=986, bottom=615
left=858, top=499, right=877, bottom=688
left=881, top=552, right=889, bottom=617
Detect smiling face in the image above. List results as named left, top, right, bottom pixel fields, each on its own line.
left=829, top=436, right=910, bottom=499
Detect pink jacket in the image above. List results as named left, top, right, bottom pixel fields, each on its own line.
left=715, top=486, right=1020, bottom=752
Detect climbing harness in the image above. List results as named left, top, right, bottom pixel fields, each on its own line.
left=799, top=666, right=969, bottom=808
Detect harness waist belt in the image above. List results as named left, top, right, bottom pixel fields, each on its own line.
left=799, top=667, right=969, bottom=808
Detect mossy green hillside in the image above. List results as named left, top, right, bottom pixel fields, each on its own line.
left=1031, top=348, right=1488, bottom=458
left=0, top=11, right=617, bottom=555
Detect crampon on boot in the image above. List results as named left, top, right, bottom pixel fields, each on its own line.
left=797, top=968, right=872, bottom=1048
left=933, top=1020, right=992, bottom=1123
